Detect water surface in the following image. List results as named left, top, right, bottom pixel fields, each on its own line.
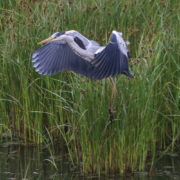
left=0, top=143, right=179, bottom=180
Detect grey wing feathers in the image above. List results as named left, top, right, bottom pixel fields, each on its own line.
left=91, top=42, right=133, bottom=80
left=32, top=41, right=94, bottom=78
left=32, top=34, right=133, bottom=80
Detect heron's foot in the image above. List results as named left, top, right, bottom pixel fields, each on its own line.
left=109, top=107, right=115, bottom=123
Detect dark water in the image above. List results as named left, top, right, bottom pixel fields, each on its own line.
left=0, top=143, right=179, bottom=180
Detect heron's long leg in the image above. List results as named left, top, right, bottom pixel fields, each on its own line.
left=108, top=77, right=117, bottom=122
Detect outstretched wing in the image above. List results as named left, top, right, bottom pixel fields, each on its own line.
left=90, top=41, right=133, bottom=80
left=32, top=40, right=95, bottom=78
left=32, top=31, right=133, bottom=80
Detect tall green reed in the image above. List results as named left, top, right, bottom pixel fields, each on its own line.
left=0, top=0, right=179, bottom=175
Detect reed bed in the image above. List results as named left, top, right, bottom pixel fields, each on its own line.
left=0, top=0, right=179, bottom=175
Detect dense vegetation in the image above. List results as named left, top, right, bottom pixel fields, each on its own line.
left=0, top=0, right=179, bottom=175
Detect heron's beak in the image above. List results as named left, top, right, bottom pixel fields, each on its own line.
left=38, top=37, right=54, bottom=45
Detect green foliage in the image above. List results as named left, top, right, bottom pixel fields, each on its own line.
left=0, top=0, right=179, bottom=175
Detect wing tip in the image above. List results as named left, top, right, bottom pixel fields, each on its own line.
left=123, top=71, right=134, bottom=78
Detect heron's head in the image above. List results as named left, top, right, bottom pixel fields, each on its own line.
left=38, top=32, right=64, bottom=45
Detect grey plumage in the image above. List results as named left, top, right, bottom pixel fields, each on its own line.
left=32, top=30, right=133, bottom=79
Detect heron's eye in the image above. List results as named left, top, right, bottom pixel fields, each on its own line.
left=55, top=32, right=62, bottom=37
left=51, top=32, right=63, bottom=38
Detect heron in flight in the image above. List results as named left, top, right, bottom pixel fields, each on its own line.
left=32, top=30, right=133, bottom=121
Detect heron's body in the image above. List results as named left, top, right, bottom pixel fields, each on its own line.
left=32, top=30, right=133, bottom=79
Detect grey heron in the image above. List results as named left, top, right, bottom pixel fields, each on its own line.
left=32, top=30, right=133, bottom=121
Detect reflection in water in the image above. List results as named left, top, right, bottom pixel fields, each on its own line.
left=0, top=143, right=179, bottom=180
left=0, top=143, right=73, bottom=180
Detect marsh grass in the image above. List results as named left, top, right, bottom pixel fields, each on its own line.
left=0, top=0, right=179, bottom=175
